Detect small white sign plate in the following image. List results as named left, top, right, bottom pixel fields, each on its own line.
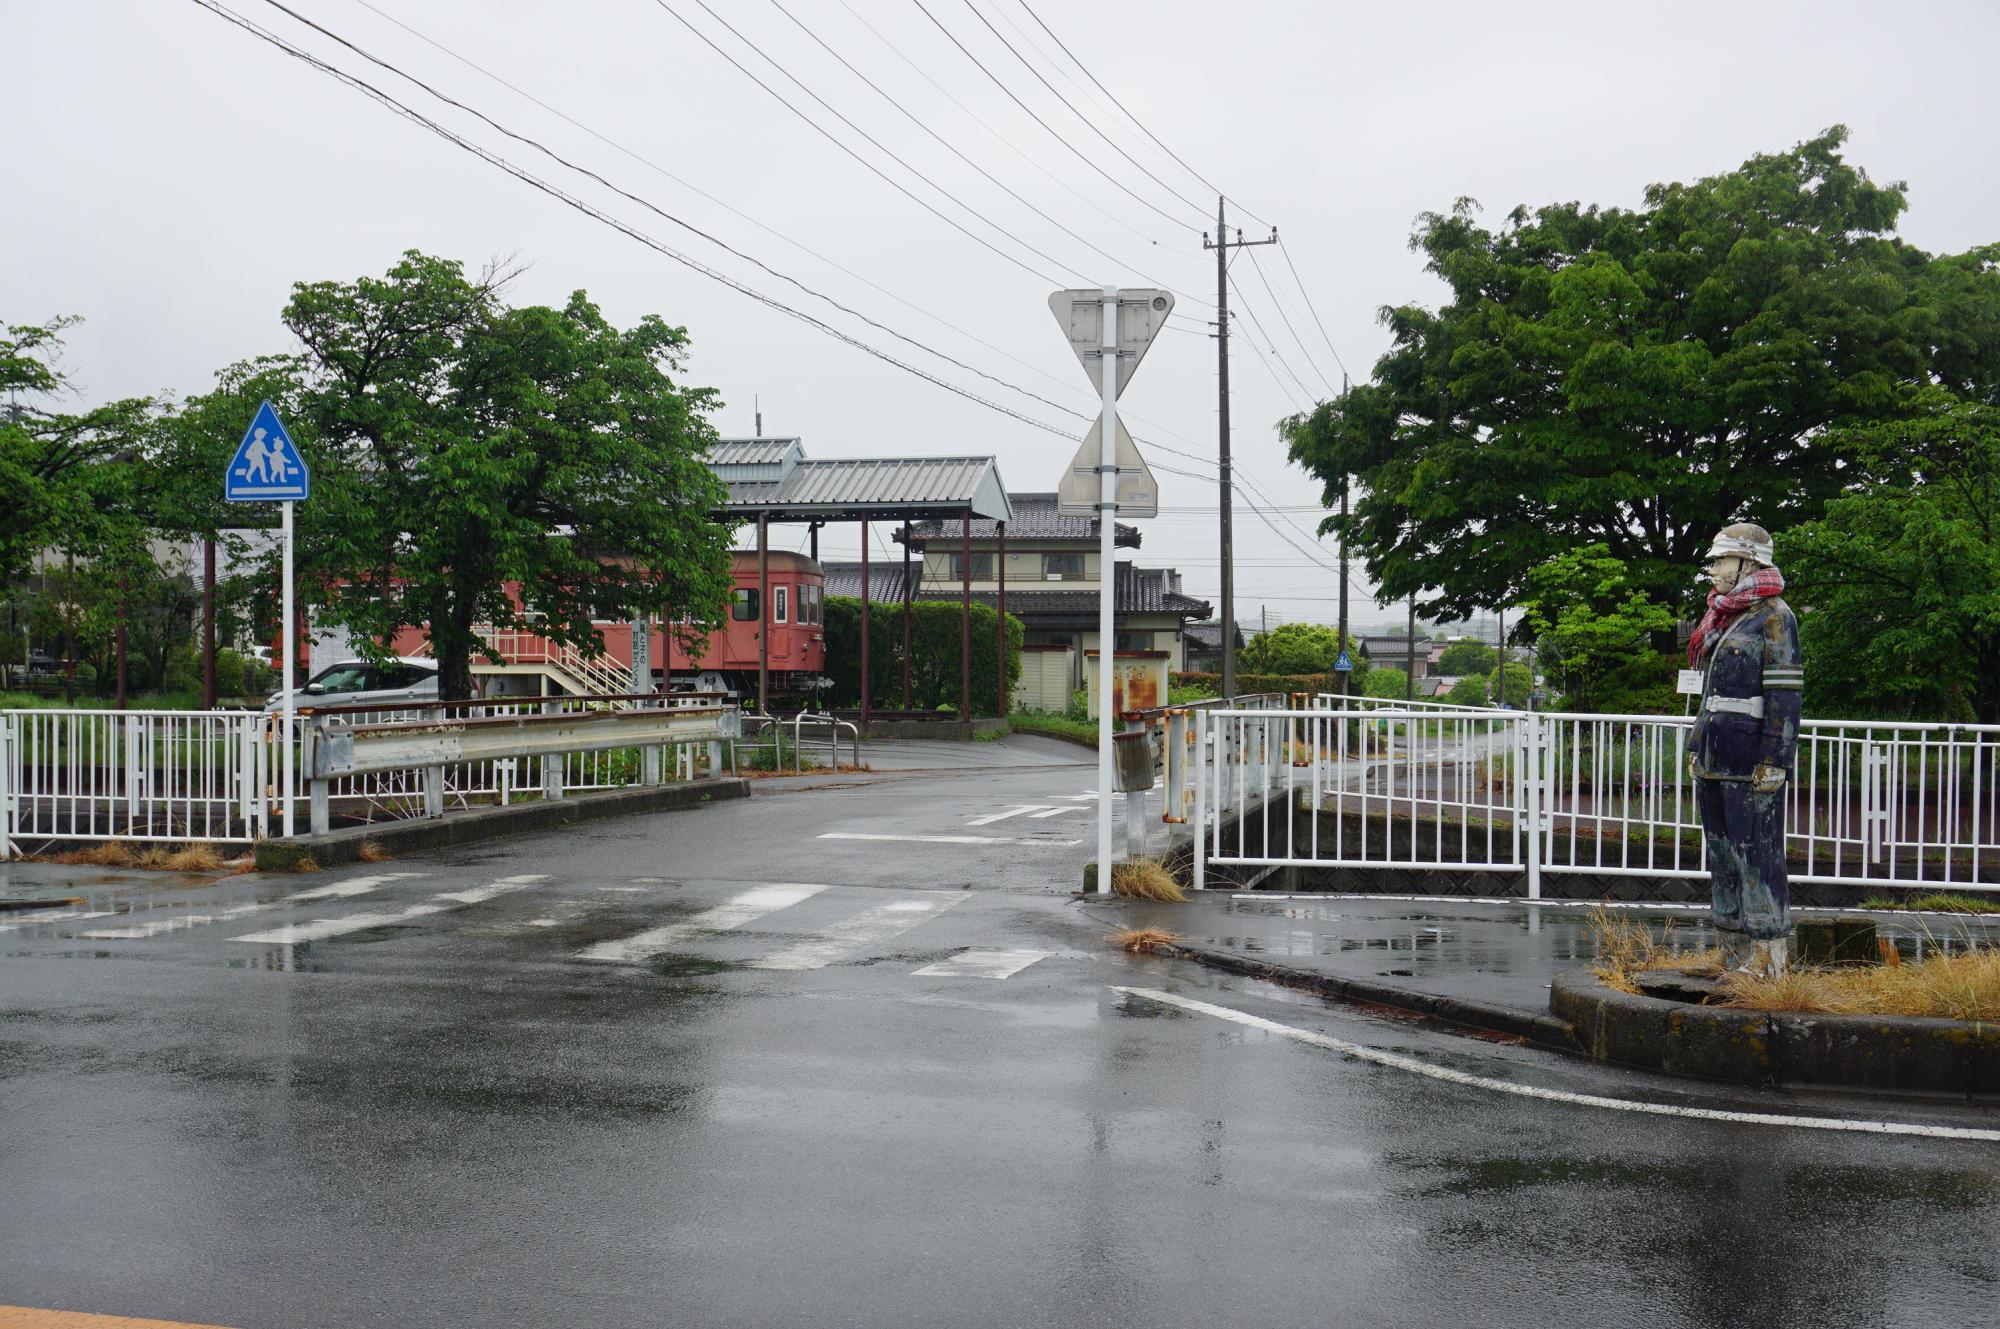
left=1676, top=669, right=1705, bottom=696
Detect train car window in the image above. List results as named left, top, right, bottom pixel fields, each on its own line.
left=799, top=584, right=819, bottom=626
left=773, top=585, right=789, bottom=624
left=731, top=588, right=760, bottom=621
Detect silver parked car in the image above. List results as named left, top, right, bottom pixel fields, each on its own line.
left=265, top=657, right=440, bottom=712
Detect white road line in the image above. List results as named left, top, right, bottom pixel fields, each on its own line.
left=817, top=832, right=1082, bottom=846
left=1028, top=806, right=1088, bottom=819
left=750, top=894, right=963, bottom=971
left=577, top=883, right=830, bottom=963
left=913, top=948, right=1051, bottom=979
left=76, top=874, right=424, bottom=940
left=0, top=908, right=119, bottom=932
left=966, top=805, right=1051, bottom=826
left=230, top=875, right=545, bottom=945
left=1113, top=987, right=2000, bottom=1142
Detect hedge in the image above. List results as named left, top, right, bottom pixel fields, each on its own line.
left=823, top=596, right=1022, bottom=717
left=1169, top=671, right=1365, bottom=699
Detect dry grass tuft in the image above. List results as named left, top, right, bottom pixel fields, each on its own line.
left=1110, top=859, right=1186, bottom=903
left=1722, top=947, right=2000, bottom=1021
left=292, top=854, right=322, bottom=874
left=355, top=839, right=393, bottom=863
left=52, top=841, right=136, bottom=868
left=1109, top=926, right=1182, bottom=954
left=1586, top=907, right=1721, bottom=993
left=132, top=844, right=226, bottom=873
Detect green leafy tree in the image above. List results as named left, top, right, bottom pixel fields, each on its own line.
left=1285, top=128, right=2000, bottom=620
left=1445, top=673, right=1490, bottom=706
left=1519, top=544, right=1678, bottom=713
left=280, top=252, right=735, bottom=700
left=1491, top=659, right=1533, bottom=708
left=1238, top=622, right=1360, bottom=676
left=1779, top=390, right=2000, bottom=723
left=1362, top=665, right=1407, bottom=700
left=1436, top=640, right=1498, bottom=676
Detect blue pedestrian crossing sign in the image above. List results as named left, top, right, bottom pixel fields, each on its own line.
left=1334, top=651, right=1354, bottom=673
left=224, top=400, right=310, bottom=502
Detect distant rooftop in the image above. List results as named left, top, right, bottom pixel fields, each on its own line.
left=903, top=492, right=1138, bottom=546
left=708, top=438, right=1012, bottom=524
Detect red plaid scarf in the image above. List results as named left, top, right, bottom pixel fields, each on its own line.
left=1688, top=566, right=1784, bottom=665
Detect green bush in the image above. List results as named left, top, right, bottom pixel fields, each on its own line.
left=1445, top=673, right=1491, bottom=706
left=822, top=597, right=1022, bottom=717
left=214, top=648, right=248, bottom=697
left=1169, top=670, right=1356, bottom=699
left=163, top=645, right=201, bottom=695
left=1063, top=687, right=1088, bottom=722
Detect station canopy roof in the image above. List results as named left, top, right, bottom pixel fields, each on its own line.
left=709, top=438, right=1013, bottom=525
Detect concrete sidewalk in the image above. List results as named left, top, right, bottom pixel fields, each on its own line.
left=1095, top=891, right=2000, bottom=1051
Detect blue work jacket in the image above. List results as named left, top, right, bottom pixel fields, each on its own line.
left=1689, top=598, right=1803, bottom=780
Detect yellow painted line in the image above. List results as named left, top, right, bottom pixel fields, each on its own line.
left=0, top=1307, right=245, bottom=1329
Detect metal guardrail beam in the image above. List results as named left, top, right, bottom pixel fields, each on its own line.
left=310, top=705, right=740, bottom=781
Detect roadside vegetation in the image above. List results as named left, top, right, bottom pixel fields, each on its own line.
left=1858, top=893, right=2000, bottom=915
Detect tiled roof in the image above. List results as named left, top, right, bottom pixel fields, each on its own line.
left=903, top=492, right=1139, bottom=547
left=1183, top=620, right=1244, bottom=651
left=821, top=562, right=1209, bottom=621
left=721, top=457, right=1012, bottom=522
left=1358, top=635, right=1432, bottom=659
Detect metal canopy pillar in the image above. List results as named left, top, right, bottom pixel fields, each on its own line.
left=809, top=521, right=820, bottom=562
left=860, top=520, right=872, bottom=725
left=996, top=520, right=1007, bottom=719
left=757, top=514, right=769, bottom=715
left=900, top=520, right=913, bottom=710
left=960, top=508, right=972, bottom=728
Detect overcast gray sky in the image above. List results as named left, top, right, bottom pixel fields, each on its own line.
left=8, top=0, right=1997, bottom=630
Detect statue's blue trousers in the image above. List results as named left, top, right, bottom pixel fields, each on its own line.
left=1696, top=778, right=1790, bottom=940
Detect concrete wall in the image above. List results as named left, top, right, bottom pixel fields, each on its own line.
left=1013, top=645, right=1074, bottom=713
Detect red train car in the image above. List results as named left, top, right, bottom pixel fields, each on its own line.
left=389, top=551, right=826, bottom=701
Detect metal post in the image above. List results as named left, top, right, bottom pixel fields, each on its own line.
left=900, top=520, right=913, bottom=710
left=960, top=507, right=971, bottom=728
left=1337, top=372, right=1349, bottom=705
left=860, top=519, right=872, bottom=725
left=996, top=519, right=1007, bottom=718
left=1523, top=710, right=1542, bottom=900
left=756, top=513, right=769, bottom=716
left=809, top=521, right=819, bottom=562
left=1406, top=590, right=1416, bottom=703
left=202, top=536, right=218, bottom=710
left=281, top=500, right=295, bottom=838
left=1192, top=710, right=1207, bottom=891
left=1096, top=286, right=1119, bottom=890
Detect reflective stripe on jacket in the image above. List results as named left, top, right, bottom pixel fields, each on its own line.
left=1690, top=597, right=1802, bottom=780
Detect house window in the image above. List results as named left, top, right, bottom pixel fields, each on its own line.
left=950, top=552, right=993, bottom=581
left=1115, top=631, right=1152, bottom=652
left=773, top=585, right=789, bottom=624
left=1043, top=553, right=1085, bottom=579
left=731, top=588, right=760, bottom=622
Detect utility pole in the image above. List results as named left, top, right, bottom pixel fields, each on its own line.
left=1337, top=372, right=1349, bottom=703
left=1406, top=590, right=1417, bottom=703
left=1204, top=196, right=1275, bottom=701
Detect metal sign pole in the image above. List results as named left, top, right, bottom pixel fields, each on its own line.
left=281, top=498, right=295, bottom=838
left=1097, top=286, right=1119, bottom=892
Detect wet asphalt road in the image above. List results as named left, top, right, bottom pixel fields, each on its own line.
left=3, top=735, right=1999, bottom=1328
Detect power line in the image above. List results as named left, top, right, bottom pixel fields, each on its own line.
left=1246, top=245, right=1338, bottom=400
left=653, top=0, right=1082, bottom=288
left=262, top=0, right=1093, bottom=424
left=763, top=0, right=1203, bottom=306
left=1277, top=235, right=1351, bottom=384
left=952, top=0, right=1211, bottom=224
left=194, top=0, right=1095, bottom=444
left=909, top=0, right=1202, bottom=235
left=1011, top=0, right=1269, bottom=231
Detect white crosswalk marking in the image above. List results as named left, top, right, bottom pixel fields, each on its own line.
left=749, top=893, right=962, bottom=971
left=78, top=874, right=422, bottom=940
left=577, top=883, right=830, bottom=963
left=912, top=948, right=1051, bottom=979
left=0, top=908, right=119, bottom=932
left=965, top=805, right=1052, bottom=825
left=230, top=875, right=547, bottom=945
left=818, top=832, right=1081, bottom=846
left=1028, top=806, right=1087, bottom=819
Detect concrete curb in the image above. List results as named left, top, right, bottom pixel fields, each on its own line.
left=253, top=778, right=751, bottom=871
left=1551, top=969, right=2000, bottom=1097
left=1162, top=941, right=1582, bottom=1052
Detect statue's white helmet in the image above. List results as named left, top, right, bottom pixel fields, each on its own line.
left=1705, top=522, right=1775, bottom=568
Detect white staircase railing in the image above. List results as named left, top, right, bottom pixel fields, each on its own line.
left=476, top=626, right=631, bottom=696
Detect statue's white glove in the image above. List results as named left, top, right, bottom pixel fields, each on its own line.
left=1751, top=763, right=1787, bottom=795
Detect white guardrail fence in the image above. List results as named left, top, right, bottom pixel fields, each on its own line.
left=1147, top=696, right=2000, bottom=896
left=0, top=694, right=745, bottom=857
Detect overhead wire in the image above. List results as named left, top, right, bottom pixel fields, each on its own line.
left=1247, top=245, right=1339, bottom=399
left=762, top=0, right=1203, bottom=306
left=194, top=0, right=1095, bottom=445
left=950, top=0, right=1211, bottom=224
left=269, top=0, right=1092, bottom=423
left=908, top=0, right=1203, bottom=235
left=1012, top=0, right=1271, bottom=231
left=651, top=0, right=1083, bottom=288
left=1277, top=235, right=1351, bottom=385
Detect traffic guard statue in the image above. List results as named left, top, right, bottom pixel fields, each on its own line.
left=1687, top=523, right=1803, bottom=977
